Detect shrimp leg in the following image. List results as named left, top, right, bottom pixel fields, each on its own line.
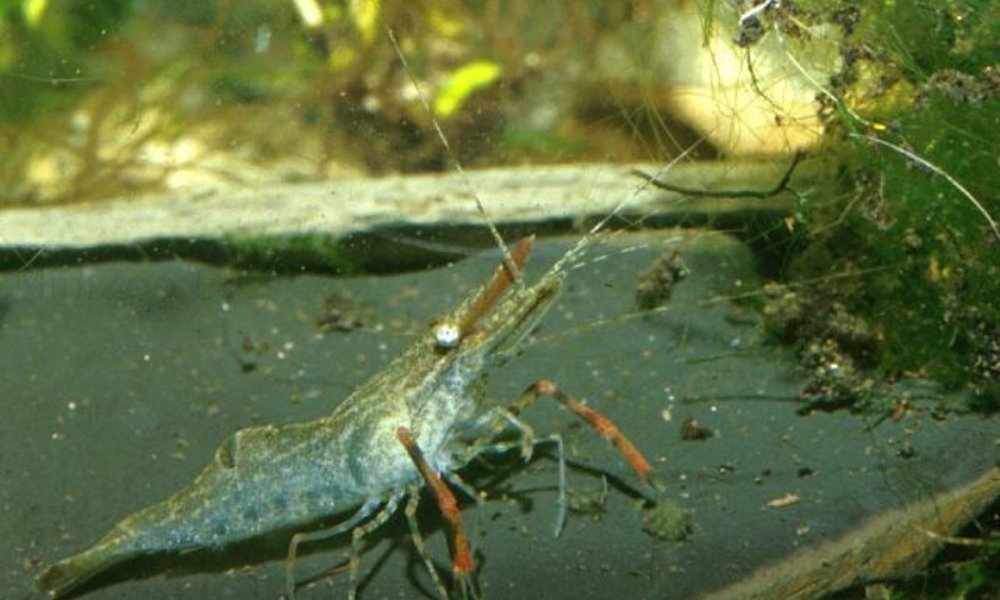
left=284, top=496, right=393, bottom=600
left=397, top=427, right=479, bottom=600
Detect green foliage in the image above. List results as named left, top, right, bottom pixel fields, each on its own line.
left=855, top=102, right=997, bottom=389
left=855, top=0, right=999, bottom=76
left=780, top=0, right=999, bottom=405
left=63, top=0, right=132, bottom=48
left=223, top=234, right=359, bottom=275
left=0, top=0, right=132, bottom=123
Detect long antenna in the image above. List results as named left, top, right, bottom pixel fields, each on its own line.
left=547, top=141, right=702, bottom=276
left=386, top=27, right=520, bottom=281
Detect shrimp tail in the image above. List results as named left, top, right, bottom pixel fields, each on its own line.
left=35, top=535, right=140, bottom=598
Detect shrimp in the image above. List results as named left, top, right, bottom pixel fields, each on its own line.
left=34, top=236, right=662, bottom=599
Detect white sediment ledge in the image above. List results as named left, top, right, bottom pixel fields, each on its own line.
left=0, top=161, right=804, bottom=248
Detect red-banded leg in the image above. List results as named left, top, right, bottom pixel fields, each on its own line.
left=397, top=426, right=479, bottom=599
left=461, top=380, right=661, bottom=537
left=513, top=379, right=664, bottom=492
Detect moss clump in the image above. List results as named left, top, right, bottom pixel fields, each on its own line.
left=761, top=1, right=999, bottom=411
left=824, top=81, right=997, bottom=401
left=223, top=233, right=359, bottom=275
left=641, top=500, right=692, bottom=542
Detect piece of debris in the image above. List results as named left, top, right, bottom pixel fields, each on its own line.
left=681, top=416, right=714, bottom=441
left=766, top=492, right=800, bottom=509
left=317, top=289, right=368, bottom=333
left=635, top=249, right=689, bottom=311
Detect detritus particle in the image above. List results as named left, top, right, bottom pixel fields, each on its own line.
left=641, top=501, right=692, bottom=542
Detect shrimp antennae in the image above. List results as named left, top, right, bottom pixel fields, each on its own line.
left=386, top=27, right=521, bottom=282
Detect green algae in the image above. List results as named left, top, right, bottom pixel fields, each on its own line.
left=753, top=0, right=999, bottom=410
left=222, top=233, right=360, bottom=276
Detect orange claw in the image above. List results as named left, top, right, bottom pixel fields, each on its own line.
left=527, top=380, right=656, bottom=484
left=396, top=427, right=474, bottom=577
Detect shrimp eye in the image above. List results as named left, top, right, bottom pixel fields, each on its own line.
left=434, top=322, right=461, bottom=349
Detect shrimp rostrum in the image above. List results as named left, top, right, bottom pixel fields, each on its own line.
left=35, top=237, right=664, bottom=599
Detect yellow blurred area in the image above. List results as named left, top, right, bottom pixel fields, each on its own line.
left=433, top=60, right=501, bottom=118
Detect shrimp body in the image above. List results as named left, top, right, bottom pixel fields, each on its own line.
left=36, top=241, right=565, bottom=597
